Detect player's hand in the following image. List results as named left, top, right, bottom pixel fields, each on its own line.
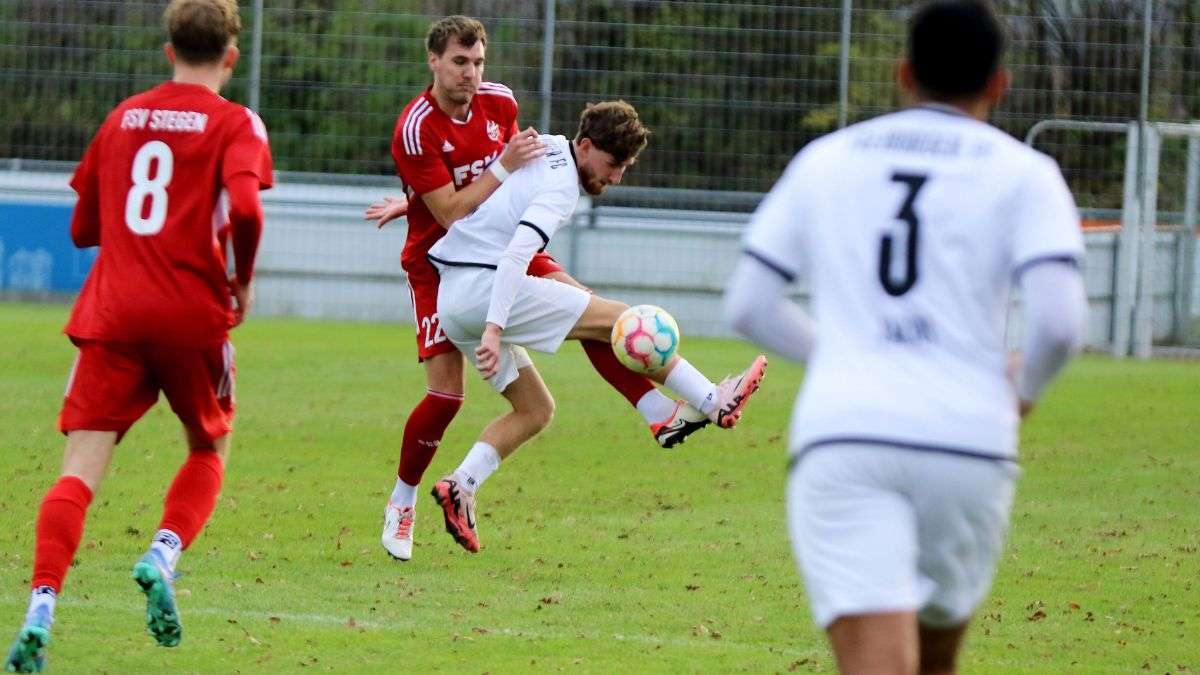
left=229, top=275, right=254, bottom=327
left=475, top=324, right=503, bottom=379
left=498, top=127, right=546, bottom=173
left=365, top=195, right=409, bottom=229
left=1006, top=352, right=1035, bottom=418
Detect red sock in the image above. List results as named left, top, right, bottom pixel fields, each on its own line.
left=158, top=449, right=224, bottom=548
left=31, top=476, right=94, bottom=592
left=397, top=390, right=464, bottom=486
left=581, top=339, right=655, bottom=407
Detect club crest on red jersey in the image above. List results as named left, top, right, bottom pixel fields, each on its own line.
left=486, top=120, right=500, bottom=142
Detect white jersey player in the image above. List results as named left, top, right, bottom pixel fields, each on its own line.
left=426, top=101, right=767, bottom=554
left=724, top=2, right=1087, bottom=673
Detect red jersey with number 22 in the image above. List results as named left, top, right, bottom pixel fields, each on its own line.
left=391, top=82, right=518, bottom=270
left=65, top=81, right=273, bottom=349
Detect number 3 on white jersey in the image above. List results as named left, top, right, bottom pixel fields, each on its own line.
left=124, top=140, right=174, bottom=235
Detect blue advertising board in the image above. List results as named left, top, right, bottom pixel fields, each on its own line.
left=0, top=202, right=96, bottom=293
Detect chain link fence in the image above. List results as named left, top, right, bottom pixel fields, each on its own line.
left=1, top=0, right=1197, bottom=346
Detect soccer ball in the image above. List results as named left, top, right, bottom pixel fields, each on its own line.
left=610, top=304, right=680, bottom=374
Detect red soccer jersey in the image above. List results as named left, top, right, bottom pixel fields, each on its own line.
left=391, top=82, right=518, bottom=269
left=65, top=81, right=273, bottom=349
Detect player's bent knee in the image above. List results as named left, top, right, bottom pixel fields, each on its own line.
left=519, top=394, right=555, bottom=432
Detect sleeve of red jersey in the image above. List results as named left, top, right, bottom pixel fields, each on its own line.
left=67, top=120, right=107, bottom=248
left=392, top=115, right=454, bottom=195
left=222, top=108, right=272, bottom=286
left=222, top=108, right=274, bottom=190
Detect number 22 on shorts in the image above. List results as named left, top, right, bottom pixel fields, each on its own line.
left=421, top=313, right=448, bottom=348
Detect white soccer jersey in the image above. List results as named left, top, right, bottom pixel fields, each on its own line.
left=427, top=134, right=579, bottom=269
left=744, top=104, right=1084, bottom=459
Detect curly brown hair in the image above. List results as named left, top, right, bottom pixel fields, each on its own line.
left=163, top=0, right=241, bottom=65
left=426, top=15, right=488, bottom=56
left=574, top=101, right=650, bottom=165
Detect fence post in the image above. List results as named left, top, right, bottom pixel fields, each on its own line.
left=248, top=0, right=264, bottom=111
left=539, top=0, right=556, bottom=134
left=1133, top=125, right=1160, bottom=359
left=1174, top=133, right=1199, bottom=344
left=837, top=0, right=851, bottom=129
left=1113, top=122, right=1141, bottom=357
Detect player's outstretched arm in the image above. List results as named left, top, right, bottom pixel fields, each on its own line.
left=364, top=195, right=409, bottom=229
left=226, top=172, right=264, bottom=326
left=1013, top=261, right=1087, bottom=417
left=725, top=255, right=815, bottom=362
left=422, top=128, right=546, bottom=228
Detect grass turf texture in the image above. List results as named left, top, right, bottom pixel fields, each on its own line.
left=0, top=301, right=1196, bottom=672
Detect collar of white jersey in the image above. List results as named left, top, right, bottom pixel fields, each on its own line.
left=910, top=102, right=971, bottom=118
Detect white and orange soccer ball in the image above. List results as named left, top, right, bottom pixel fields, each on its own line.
left=610, top=304, right=680, bottom=374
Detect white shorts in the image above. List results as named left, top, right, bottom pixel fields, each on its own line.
left=787, top=442, right=1019, bottom=629
left=435, top=265, right=590, bottom=392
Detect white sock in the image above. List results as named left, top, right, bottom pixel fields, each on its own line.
left=453, top=442, right=501, bottom=493
left=26, top=586, right=56, bottom=625
left=389, top=478, right=418, bottom=509
left=635, top=389, right=677, bottom=424
left=663, top=358, right=719, bottom=415
left=150, top=529, right=183, bottom=572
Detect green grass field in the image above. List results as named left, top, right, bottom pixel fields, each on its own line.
left=1, top=302, right=1196, bottom=673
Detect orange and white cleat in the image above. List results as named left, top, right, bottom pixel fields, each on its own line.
left=708, top=355, right=768, bottom=429
left=430, top=476, right=479, bottom=553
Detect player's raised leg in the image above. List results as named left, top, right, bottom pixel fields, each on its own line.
left=432, top=358, right=554, bottom=553
left=568, top=294, right=766, bottom=429
left=5, top=431, right=115, bottom=673
left=538, top=265, right=705, bottom=448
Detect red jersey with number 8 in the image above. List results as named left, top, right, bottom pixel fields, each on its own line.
left=65, top=81, right=273, bottom=349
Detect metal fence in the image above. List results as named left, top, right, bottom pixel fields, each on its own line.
left=0, top=0, right=1198, bottom=349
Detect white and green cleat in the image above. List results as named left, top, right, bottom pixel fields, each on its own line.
left=132, top=551, right=182, bottom=647
left=4, top=606, right=51, bottom=673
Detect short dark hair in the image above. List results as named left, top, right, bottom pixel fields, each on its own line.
left=574, top=101, right=650, bottom=165
left=426, top=15, right=487, bottom=56
left=908, top=0, right=1005, bottom=100
left=164, top=0, right=241, bottom=65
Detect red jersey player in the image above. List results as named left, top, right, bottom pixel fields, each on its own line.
left=366, top=16, right=712, bottom=563
left=5, top=1, right=271, bottom=670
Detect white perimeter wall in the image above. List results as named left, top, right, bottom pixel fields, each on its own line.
left=2, top=171, right=1179, bottom=348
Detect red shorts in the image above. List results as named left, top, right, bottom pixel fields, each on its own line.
left=404, top=252, right=566, bottom=362
left=59, top=338, right=236, bottom=446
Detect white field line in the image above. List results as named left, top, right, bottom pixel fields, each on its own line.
left=0, top=594, right=814, bottom=658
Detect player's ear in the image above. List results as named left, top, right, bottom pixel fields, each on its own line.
left=223, top=44, right=240, bottom=71
left=427, top=51, right=438, bottom=72
left=896, top=59, right=918, bottom=100
left=164, top=42, right=176, bottom=66
left=984, top=68, right=1009, bottom=106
